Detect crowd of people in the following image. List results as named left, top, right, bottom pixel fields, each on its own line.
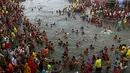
left=62, top=0, right=130, bottom=31
left=0, top=0, right=130, bottom=73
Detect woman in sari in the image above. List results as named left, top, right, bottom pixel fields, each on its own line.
left=24, top=63, right=31, bottom=73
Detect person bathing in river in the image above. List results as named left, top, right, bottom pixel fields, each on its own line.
left=63, top=32, right=68, bottom=39
left=72, top=29, right=75, bottom=33
left=94, top=34, right=97, bottom=42
left=84, top=48, right=88, bottom=55
left=103, top=58, right=111, bottom=73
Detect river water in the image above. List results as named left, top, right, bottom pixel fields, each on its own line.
left=20, top=0, right=130, bottom=73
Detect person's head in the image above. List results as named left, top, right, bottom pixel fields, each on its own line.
left=55, top=61, right=58, bottom=64
left=97, top=57, right=100, bottom=59
left=59, top=61, right=61, bottom=64
left=73, top=56, right=75, bottom=59
left=119, top=37, right=121, bottom=39
left=65, top=47, right=68, bottom=49
left=49, top=41, right=51, bottom=43
left=116, top=57, right=119, bottom=60
left=112, top=45, right=114, bottom=46
left=13, top=56, right=16, bottom=59
left=54, top=68, right=57, bottom=71
left=45, top=47, right=47, bottom=49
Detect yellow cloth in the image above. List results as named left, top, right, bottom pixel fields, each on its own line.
left=121, top=46, right=126, bottom=55
left=92, top=11, right=94, bottom=15
left=126, top=49, right=130, bottom=58
left=2, top=10, right=4, bottom=13
left=13, top=27, right=17, bottom=33
left=95, top=59, right=102, bottom=68
left=32, top=52, right=36, bottom=60
left=72, top=8, right=74, bottom=12
left=24, top=63, right=31, bottom=73
left=2, top=43, right=5, bottom=49
left=73, top=4, right=77, bottom=8
left=76, top=0, right=79, bottom=2
left=64, top=5, right=67, bottom=9
left=123, top=19, right=127, bottom=24
left=11, top=32, right=15, bottom=38
left=82, top=13, right=86, bottom=16
left=76, top=3, right=78, bottom=6
left=6, top=11, right=8, bottom=14
left=44, top=58, right=48, bottom=61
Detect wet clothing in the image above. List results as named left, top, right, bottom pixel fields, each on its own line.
left=95, top=59, right=102, bottom=68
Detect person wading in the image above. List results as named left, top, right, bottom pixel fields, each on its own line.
left=95, top=57, right=102, bottom=73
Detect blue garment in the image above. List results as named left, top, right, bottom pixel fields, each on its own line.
left=118, top=0, right=123, bottom=8
left=18, top=20, right=21, bottom=26
left=42, top=69, right=46, bottom=73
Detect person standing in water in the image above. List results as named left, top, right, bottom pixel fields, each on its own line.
left=94, top=34, right=97, bottom=42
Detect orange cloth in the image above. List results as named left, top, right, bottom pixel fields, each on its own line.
left=24, top=63, right=31, bottom=73
left=8, top=63, right=14, bottom=72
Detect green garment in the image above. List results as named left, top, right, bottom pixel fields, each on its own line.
left=47, top=64, right=51, bottom=70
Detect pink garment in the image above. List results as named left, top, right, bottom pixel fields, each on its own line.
left=114, top=68, right=120, bottom=73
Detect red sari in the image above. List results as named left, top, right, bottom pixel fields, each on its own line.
left=5, top=42, right=11, bottom=50
left=28, top=58, right=37, bottom=73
